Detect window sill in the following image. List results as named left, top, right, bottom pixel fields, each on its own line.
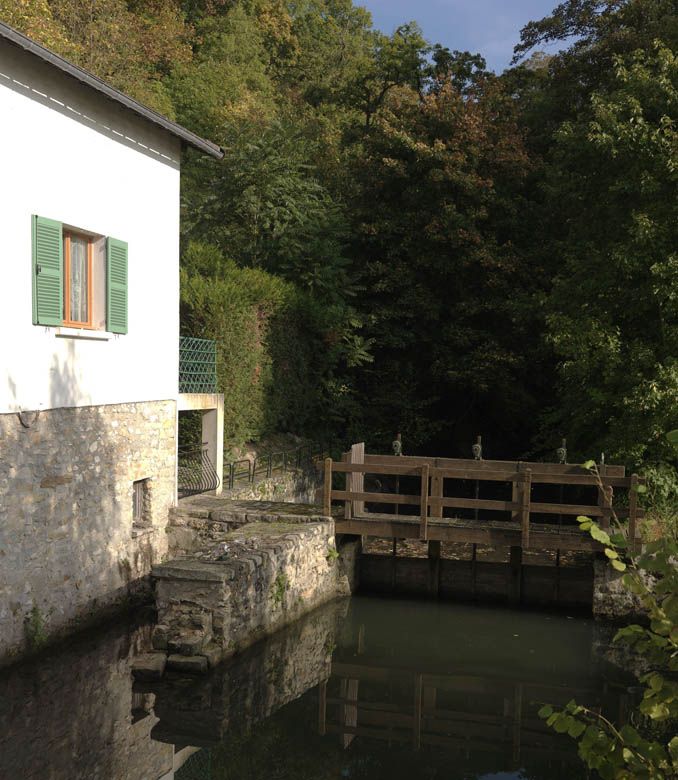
left=55, top=327, right=114, bottom=341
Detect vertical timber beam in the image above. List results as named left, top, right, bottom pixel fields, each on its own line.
left=342, top=450, right=352, bottom=520
left=323, top=458, right=333, bottom=517
left=419, top=464, right=430, bottom=540
left=598, top=463, right=612, bottom=530
left=520, top=470, right=532, bottom=550
left=350, top=442, right=365, bottom=517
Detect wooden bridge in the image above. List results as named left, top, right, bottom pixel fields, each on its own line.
left=323, top=446, right=644, bottom=553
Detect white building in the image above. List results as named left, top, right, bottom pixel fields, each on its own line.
left=0, top=22, right=223, bottom=663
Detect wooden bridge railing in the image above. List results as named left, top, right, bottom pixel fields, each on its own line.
left=322, top=447, right=644, bottom=550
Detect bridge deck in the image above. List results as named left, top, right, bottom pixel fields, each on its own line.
left=336, top=513, right=603, bottom=552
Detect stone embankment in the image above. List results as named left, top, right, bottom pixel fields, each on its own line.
left=138, top=500, right=358, bottom=678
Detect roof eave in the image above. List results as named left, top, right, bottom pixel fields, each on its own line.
left=0, top=21, right=224, bottom=160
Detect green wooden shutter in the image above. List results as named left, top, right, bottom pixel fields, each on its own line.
left=107, top=237, right=128, bottom=334
left=32, top=215, right=63, bottom=326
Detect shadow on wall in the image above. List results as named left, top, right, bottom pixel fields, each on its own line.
left=1, top=341, right=165, bottom=663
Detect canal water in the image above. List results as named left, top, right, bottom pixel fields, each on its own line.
left=0, top=597, right=632, bottom=780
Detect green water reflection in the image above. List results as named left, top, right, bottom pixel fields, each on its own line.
left=0, top=597, right=632, bottom=780
left=175, top=598, right=631, bottom=780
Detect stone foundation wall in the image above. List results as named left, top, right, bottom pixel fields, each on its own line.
left=0, top=400, right=176, bottom=665
left=153, top=519, right=359, bottom=661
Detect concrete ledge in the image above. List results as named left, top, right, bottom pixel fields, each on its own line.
left=177, top=393, right=222, bottom=411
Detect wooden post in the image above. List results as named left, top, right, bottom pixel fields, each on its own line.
left=430, top=470, right=443, bottom=520
left=520, top=470, right=532, bottom=550
left=628, top=474, right=639, bottom=554
left=323, top=457, right=333, bottom=517
left=511, top=466, right=522, bottom=524
left=419, top=464, right=430, bottom=540
left=350, top=442, right=365, bottom=517
left=341, top=450, right=352, bottom=520
left=598, top=463, right=612, bottom=530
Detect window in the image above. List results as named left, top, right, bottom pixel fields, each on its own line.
left=133, top=478, right=151, bottom=526
left=32, top=215, right=128, bottom=333
left=63, top=231, right=92, bottom=327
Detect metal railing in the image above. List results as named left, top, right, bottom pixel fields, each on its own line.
left=223, top=442, right=334, bottom=491
left=178, top=443, right=221, bottom=498
left=179, top=336, right=217, bottom=394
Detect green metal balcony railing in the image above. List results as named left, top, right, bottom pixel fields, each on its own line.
left=179, top=336, right=218, bottom=394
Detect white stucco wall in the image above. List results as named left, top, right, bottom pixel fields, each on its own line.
left=0, top=42, right=182, bottom=413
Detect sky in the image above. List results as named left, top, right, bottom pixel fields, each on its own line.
left=358, top=0, right=563, bottom=73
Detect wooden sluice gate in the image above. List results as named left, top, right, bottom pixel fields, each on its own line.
left=323, top=446, right=645, bottom=609
left=324, top=447, right=644, bottom=553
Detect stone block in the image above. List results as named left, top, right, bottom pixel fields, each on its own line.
left=166, top=654, right=209, bottom=674
left=168, top=629, right=210, bottom=657
left=131, top=653, right=167, bottom=681
left=151, top=624, right=170, bottom=651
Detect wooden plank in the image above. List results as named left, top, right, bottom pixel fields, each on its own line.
left=332, top=462, right=423, bottom=476
left=531, top=501, right=604, bottom=516
left=336, top=460, right=632, bottom=485
left=530, top=473, right=636, bottom=487
left=335, top=517, right=604, bottom=551
left=521, top=470, right=531, bottom=550
left=419, top=464, right=429, bottom=540
left=429, top=496, right=518, bottom=512
left=364, top=453, right=626, bottom=477
left=432, top=467, right=519, bottom=482
left=323, top=458, right=332, bottom=517
left=331, top=489, right=421, bottom=505
left=350, top=442, right=366, bottom=516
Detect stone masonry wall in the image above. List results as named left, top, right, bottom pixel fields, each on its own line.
left=0, top=400, right=176, bottom=665
left=153, top=517, right=358, bottom=662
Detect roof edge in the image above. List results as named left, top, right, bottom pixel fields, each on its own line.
left=0, top=21, right=224, bottom=160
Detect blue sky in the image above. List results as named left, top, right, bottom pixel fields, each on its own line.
left=358, top=0, right=562, bottom=72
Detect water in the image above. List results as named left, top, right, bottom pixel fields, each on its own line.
left=0, top=597, right=632, bottom=780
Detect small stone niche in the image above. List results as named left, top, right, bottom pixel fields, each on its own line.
left=132, top=478, right=152, bottom=528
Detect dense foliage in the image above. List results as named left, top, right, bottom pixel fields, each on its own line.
left=4, top=0, right=676, bottom=469
left=541, top=434, right=678, bottom=779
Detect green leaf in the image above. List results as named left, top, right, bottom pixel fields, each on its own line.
left=538, top=704, right=553, bottom=718
left=590, top=525, right=611, bottom=545
left=635, top=484, right=647, bottom=494
left=666, top=430, right=678, bottom=453
left=604, top=548, right=619, bottom=559
left=611, top=559, right=627, bottom=572
left=576, top=515, right=591, bottom=524
left=582, top=460, right=596, bottom=470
